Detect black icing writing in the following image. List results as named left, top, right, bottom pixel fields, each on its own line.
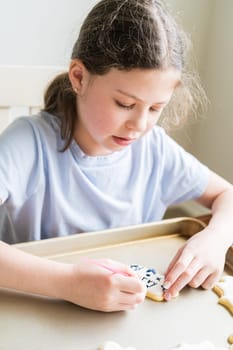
left=145, top=268, right=156, bottom=275
left=130, top=264, right=144, bottom=271
left=142, top=276, right=157, bottom=288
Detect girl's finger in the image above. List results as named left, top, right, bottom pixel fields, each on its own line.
left=117, top=303, right=139, bottom=311
left=200, top=271, right=220, bottom=290
left=118, top=290, right=146, bottom=306
left=164, top=248, right=182, bottom=275
left=165, top=258, right=201, bottom=297
left=113, top=274, right=146, bottom=294
left=165, top=250, right=194, bottom=287
left=188, top=267, right=210, bottom=288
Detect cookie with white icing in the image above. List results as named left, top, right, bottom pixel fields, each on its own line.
left=169, top=341, right=228, bottom=350
left=213, top=276, right=233, bottom=315
left=130, top=264, right=166, bottom=301
left=99, top=341, right=136, bottom=350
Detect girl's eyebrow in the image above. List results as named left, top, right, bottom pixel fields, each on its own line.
left=116, top=89, right=168, bottom=105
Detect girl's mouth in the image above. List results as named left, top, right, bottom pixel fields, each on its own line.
left=112, top=136, right=136, bottom=146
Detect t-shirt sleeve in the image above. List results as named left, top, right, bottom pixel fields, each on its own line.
left=157, top=128, right=210, bottom=207
left=0, top=117, right=42, bottom=204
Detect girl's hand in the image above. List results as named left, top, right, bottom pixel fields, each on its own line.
left=163, top=228, right=227, bottom=300
left=66, top=258, right=146, bottom=312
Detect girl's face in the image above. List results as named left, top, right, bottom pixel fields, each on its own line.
left=74, top=66, right=180, bottom=156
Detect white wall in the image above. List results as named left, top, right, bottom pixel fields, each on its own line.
left=0, top=0, right=210, bottom=68
left=164, top=0, right=213, bottom=152
left=167, top=0, right=212, bottom=72
left=0, top=0, right=95, bottom=66
left=191, top=0, right=233, bottom=183
left=167, top=1, right=233, bottom=184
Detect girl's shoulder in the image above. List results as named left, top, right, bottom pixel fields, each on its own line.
left=1, top=111, right=62, bottom=149
left=16, top=111, right=60, bottom=136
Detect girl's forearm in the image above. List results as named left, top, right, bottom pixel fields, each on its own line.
left=0, top=241, right=146, bottom=312
left=206, top=188, right=233, bottom=248
left=0, top=240, right=72, bottom=300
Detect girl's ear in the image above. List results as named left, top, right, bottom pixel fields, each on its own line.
left=69, top=59, right=90, bottom=95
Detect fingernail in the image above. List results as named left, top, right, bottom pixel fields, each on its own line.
left=164, top=292, right=171, bottom=301
left=163, top=281, right=171, bottom=289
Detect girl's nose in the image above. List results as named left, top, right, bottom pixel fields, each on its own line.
left=126, top=111, right=148, bottom=132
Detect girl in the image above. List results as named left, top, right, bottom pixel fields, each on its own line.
left=0, top=0, right=232, bottom=311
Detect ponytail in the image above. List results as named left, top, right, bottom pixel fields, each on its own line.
left=43, top=73, right=77, bottom=151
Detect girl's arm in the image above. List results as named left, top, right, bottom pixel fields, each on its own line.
left=0, top=240, right=146, bottom=311
left=164, top=171, right=233, bottom=300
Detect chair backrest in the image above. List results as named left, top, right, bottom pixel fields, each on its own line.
left=0, top=65, right=66, bottom=133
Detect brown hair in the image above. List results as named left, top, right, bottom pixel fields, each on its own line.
left=43, top=0, right=204, bottom=150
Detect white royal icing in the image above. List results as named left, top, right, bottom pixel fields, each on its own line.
left=99, top=341, right=136, bottom=350
left=130, top=264, right=165, bottom=299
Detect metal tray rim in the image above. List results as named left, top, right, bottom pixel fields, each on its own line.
left=13, top=216, right=206, bottom=256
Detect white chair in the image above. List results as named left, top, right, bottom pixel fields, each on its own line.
left=0, top=65, right=66, bottom=133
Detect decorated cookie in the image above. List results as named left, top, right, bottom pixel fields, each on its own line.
left=169, top=341, right=228, bottom=350
left=213, top=276, right=233, bottom=315
left=228, top=334, right=233, bottom=345
left=130, top=264, right=166, bottom=301
left=99, top=341, right=136, bottom=350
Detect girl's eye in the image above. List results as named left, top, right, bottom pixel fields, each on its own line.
left=150, top=107, right=161, bottom=113
left=115, top=100, right=134, bottom=110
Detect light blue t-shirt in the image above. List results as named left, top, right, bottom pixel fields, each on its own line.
left=0, top=112, right=210, bottom=243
